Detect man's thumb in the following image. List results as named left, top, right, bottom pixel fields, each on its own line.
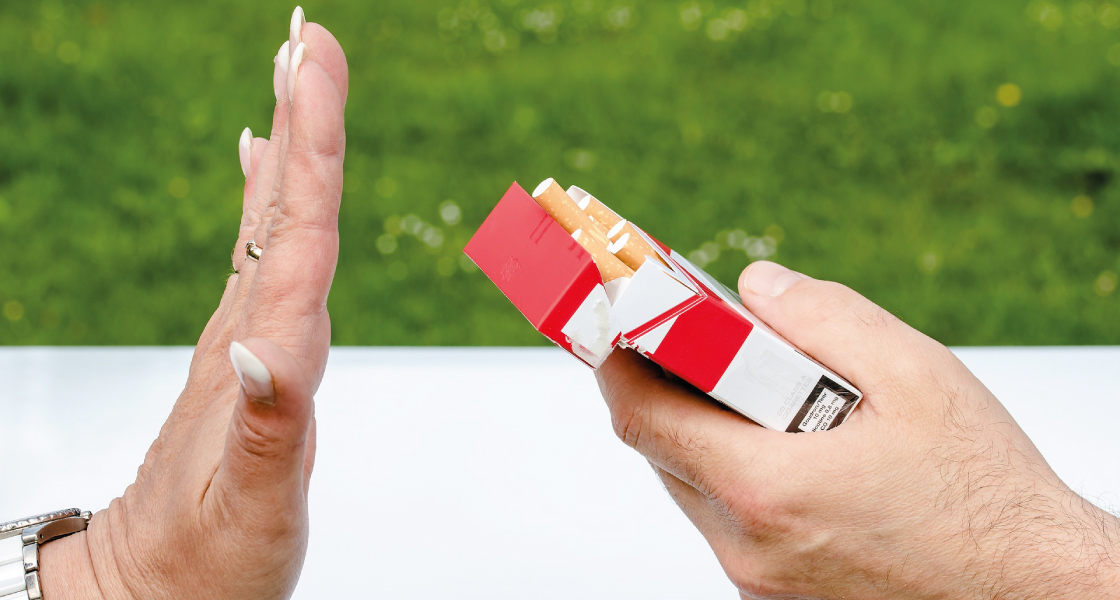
left=737, top=261, right=946, bottom=395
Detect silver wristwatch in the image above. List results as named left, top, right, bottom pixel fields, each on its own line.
left=0, top=510, right=91, bottom=600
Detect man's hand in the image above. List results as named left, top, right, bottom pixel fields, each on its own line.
left=36, top=8, right=348, bottom=600
left=597, top=260, right=1120, bottom=599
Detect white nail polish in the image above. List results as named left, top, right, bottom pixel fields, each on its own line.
left=289, top=6, right=305, bottom=61
left=273, top=41, right=290, bottom=102
left=287, top=42, right=308, bottom=105
left=229, top=341, right=275, bottom=403
left=238, top=127, right=253, bottom=178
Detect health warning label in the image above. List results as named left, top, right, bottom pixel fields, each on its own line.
left=785, top=376, right=861, bottom=433
left=798, top=388, right=845, bottom=432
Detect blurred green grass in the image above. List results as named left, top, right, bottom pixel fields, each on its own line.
left=0, top=0, right=1118, bottom=345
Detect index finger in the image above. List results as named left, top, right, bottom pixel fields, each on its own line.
left=596, top=349, right=776, bottom=497
left=300, top=23, right=349, bottom=105
left=248, top=52, right=346, bottom=330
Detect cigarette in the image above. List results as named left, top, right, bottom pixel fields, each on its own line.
left=567, top=185, right=624, bottom=231
left=606, top=221, right=669, bottom=271
left=572, top=229, right=634, bottom=282
left=606, top=219, right=627, bottom=240
left=584, top=197, right=623, bottom=231
left=567, top=185, right=623, bottom=231
left=567, top=185, right=591, bottom=205
left=533, top=179, right=611, bottom=244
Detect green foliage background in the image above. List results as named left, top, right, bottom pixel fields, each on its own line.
left=1, top=0, right=1118, bottom=345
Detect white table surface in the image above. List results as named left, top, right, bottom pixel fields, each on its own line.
left=1, top=347, right=1118, bottom=599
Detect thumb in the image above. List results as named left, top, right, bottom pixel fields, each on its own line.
left=214, top=338, right=315, bottom=513
left=737, top=261, right=950, bottom=397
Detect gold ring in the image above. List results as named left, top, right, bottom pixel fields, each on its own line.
left=246, top=240, right=263, bottom=262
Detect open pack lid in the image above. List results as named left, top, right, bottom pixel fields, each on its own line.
left=464, top=183, right=617, bottom=365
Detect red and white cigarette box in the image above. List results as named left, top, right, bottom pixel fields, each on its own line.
left=464, top=183, right=862, bottom=432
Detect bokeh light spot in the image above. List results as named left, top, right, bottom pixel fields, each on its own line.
left=919, top=252, right=941, bottom=274
left=168, top=177, right=190, bottom=198
left=1071, top=195, right=1094, bottom=218
left=1072, top=2, right=1095, bottom=25
left=32, top=31, right=53, bottom=54
left=437, top=256, right=458, bottom=277
left=57, top=42, right=81, bottom=64
left=440, top=200, right=463, bottom=225
left=375, top=176, right=398, bottom=198
left=421, top=226, right=444, bottom=248
left=41, top=0, right=64, bottom=20
left=818, top=91, right=853, bottom=113
left=1095, top=271, right=1117, bottom=296
left=376, top=234, right=398, bottom=255
left=680, top=3, right=704, bottom=31
left=764, top=224, right=786, bottom=243
left=1102, top=3, right=1120, bottom=28
left=706, top=18, right=730, bottom=40
left=603, top=6, right=635, bottom=30
left=3, top=301, right=25, bottom=322
left=681, top=121, right=703, bottom=146
left=1027, top=1, right=1064, bottom=30
left=566, top=149, right=596, bottom=171
left=975, top=106, right=999, bottom=129
left=1108, top=43, right=1120, bottom=65
left=997, top=83, right=1022, bottom=107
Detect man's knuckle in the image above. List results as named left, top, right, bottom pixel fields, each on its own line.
left=729, top=564, right=785, bottom=599
left=610, top=402, right=646, bottom=449
left=662, top=425, right=716, bottom=487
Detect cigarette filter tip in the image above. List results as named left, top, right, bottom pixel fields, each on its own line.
left=607, top=233, right=629, bottom=255
left=607, top=219, right=627, bottom=240
left=567, top=186, right=592, bottom=208
left=612, top=222, right=670, bottom=271
left=533, top=178, right=557, bottom=198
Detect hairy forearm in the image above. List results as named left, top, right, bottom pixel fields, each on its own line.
left=970, top=489, right=1120, bottom=600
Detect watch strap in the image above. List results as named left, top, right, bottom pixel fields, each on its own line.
left=0, top=511, right=89, bottom=600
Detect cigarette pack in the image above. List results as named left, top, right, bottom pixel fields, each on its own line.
left=464, top=182, right=862, bottom=432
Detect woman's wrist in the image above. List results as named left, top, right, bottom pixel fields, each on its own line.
left=37, top=514, right=136, bottom=600
left=37, top=530, right=102, bottom=600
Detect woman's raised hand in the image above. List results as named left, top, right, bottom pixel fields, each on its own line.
left=40, top=7, right=348, bottom=600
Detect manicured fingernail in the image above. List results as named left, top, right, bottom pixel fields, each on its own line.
left=273, top=41, right=290, bottom=102
left=229, top=341, right=276, bottom=404
left=238, top=127, right=253, bottom=178
left=289, top=6, right=305, bottom=61
left=740, top=261, right=807, bottom=297
left=286, top=42, right=308, bottom=105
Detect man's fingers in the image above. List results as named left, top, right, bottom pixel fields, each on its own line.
left=596, top=349, right=775, bottom=495
left=210, top=338, right=315, bottom=518
left=738, top=261, right=952, bottom=396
